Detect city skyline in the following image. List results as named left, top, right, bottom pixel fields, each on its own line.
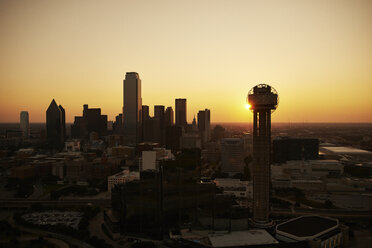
left=1, top=0, right=372, bottom=123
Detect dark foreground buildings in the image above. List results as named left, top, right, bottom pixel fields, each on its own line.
left=46, top=99, right=65, bottom=149
left=273, top=137, right=319, bottom=163
left=111, top=157, right=231, bottom=239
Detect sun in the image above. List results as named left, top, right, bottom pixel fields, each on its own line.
left=245, top=103, right=251, bottom=110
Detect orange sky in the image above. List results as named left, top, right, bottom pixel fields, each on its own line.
left=0, top=0, right=371, bottom=123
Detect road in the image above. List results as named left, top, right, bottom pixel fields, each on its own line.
left=0, top=198, right=111, bottom=208
left=271, top=208, right=372, bottom=218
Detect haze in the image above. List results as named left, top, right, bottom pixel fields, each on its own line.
left=0, top=0, right=371, bottom=123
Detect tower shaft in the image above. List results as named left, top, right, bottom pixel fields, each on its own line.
left=252, top=109, right=271, bottom=224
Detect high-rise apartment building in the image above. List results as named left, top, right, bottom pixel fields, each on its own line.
left=197, top=109, right=211, bottom=147
left=20, top=111, right=29, bottom=138
left=123, top=72, right=142, bottom=145
left=175, top=98, right=187, bottom=127
left=46, top=99, right=65, bottom=149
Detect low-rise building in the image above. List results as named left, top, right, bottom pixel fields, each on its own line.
left=276, top=215, right=349, bottom=248
left=139, top=148, right=174, bottom=171
left=108, top=170, right=139, bottom=193
left=214, top=178, right=252, bottom=208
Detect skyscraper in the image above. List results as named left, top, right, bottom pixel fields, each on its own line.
left=46, top=99, right=65, bottom=149
left=20, top=111, right=29, bottom=139
left=164, top=107, right=174, bottom=127
left=175, top=98, right=187, bottom=127
left=142, top=105, right=150, bottom=121
left=59, top=105, right=66, bottom=141
left=197, top=109, right=211, bottom=147
left=123, top=72, right=142, bottom=145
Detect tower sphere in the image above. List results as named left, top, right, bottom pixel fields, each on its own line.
left=247, top=84, right=279, bottom=113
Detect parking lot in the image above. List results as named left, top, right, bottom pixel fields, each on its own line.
left=22, top=211, right=83, bottom=229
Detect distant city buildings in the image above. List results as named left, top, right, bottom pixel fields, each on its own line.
left=175, top=98, right=187, bottom=127
left=197, top=109, right=211, bottom=147
left=71, top=104, right=107, bottom=138
left=164, top=107, right=174, bottom=127
left=20, top=111, right=29, bottom=139
left=46, top=99, right=65, bottom=149
left=123, top=72, right=142, bottom=145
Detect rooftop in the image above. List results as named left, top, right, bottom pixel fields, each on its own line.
left=276, top=216, right=338, bottom=238
left=208, top=230, right=278, bottom=247
left=321, top=146, right=372, bottom=154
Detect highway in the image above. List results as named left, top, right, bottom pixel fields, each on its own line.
left=271, top=208, right=372, bottom=219
left=0, top=198, right=111, bottom=208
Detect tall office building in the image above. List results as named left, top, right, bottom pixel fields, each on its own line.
left=59, top=105, right=66, bottom=140
left=113, top=113, right=123, bottom=134
left=46, top=99, right=65, bottom=149
left=20, top=111, right=29, bottom=139
left=123, top=72, right=142, bottom=145
left=154, top=105, right=165, bottom=120
left=175, top=98, right=187, bottom=126
left=154, top=105, right=166, bottom=144
left=164, top=107, right=174, bottom=127
left=142, top=105, right=150, bottom=121
left=197, top=109, right=211, bottom=147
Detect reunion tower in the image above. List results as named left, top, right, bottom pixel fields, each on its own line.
left=247, top=84, right=278, bottom=228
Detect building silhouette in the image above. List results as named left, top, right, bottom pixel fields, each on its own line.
left=142, top=105, right=150, bottom=121
left=175, top=98, right=187, bottom=127
left=123, top=72, right=142, bottom=145
left=197, top=109, right=211, bottom=147
left=248, top=84, right=278, bottom=227
left=165, top=125, right=182, bottom=151
left=273, top=137, right=319, bottom=163
left=154, top=105, right=165, bottom=144
left=143, top=117, right=161, bottom=143
left=164, top=107, right=174, bottom=127
left=71, top=104, right=107, bottom=138
left=46, top=99, right=65, bottom=149
left=113, top=113, right=123, bottom=134
left=20, top=111, right=29, bottom=139
left=154, top=105, right=165, bottom=121
left=59, top=105, right=66, bottom=140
